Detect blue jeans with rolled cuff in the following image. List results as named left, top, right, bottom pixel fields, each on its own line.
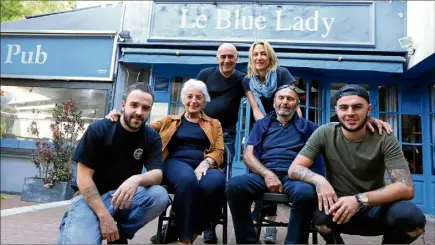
left=57, top=185, right=169, bottom=244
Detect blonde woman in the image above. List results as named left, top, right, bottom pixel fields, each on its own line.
left=243, top=40, right=303, bottom=122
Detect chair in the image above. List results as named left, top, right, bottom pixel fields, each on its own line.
left=155, top=143, right=233, bottom=244
left=254, top=193, right=318, bottom=244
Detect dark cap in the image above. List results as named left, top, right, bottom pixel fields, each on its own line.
left=334, top=84, right=369, bottom=104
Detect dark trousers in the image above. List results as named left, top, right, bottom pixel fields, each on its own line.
left=226, top=173, right=317, bottom=244
left=223, top=129, right=235, bottom=160
left=313, top=200, right=426, bottom=244
left=163, top=158, right=226, bottom=241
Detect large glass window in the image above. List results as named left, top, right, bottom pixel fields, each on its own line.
left=294, top=78, right=323, bottom=125
left=0, top=85, right=108, bottom=144
left=431, top=84, right=435, bottom=175
left=378, top=85, right=423, bottom=174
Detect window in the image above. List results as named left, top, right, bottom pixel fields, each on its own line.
left=169, top=77, right=188, bottom=115
left=0, top=85, right=109, bottom=149
left=124, top=66, right=151, bottom=89
left=330, top=83, right=370, bottom=123
left=378, top=85, right=423, bottom=174
left=431, top=84, right=435, bottom=175
left=294, top=78, right=323, bottom=125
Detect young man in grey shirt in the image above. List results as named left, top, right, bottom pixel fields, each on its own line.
left=289, top=84, right=426, bottom=244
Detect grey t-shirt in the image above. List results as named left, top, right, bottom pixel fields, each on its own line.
left=299, top=123, right=409, bottom=197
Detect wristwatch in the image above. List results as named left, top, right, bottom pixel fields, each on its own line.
left=355, top=193, right=369, bottom=209
left=204, top=158, right=211, bottom=166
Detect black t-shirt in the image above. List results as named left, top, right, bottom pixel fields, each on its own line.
left=197, top=66, right=246, bottom=132
left=73, top=119, right=163, bottom=195
left=242, top=66, right=296, bottom=115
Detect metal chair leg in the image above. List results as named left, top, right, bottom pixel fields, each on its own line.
left=223, top=203, right=228, bottom=244
left=156, top=211, right=165, bottom=244
left=312, top=230, right=318, bottom=244
left=255, top=200, right=264, bottom=243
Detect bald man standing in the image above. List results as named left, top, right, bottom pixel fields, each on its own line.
left=196, top=43, right=246, bottom=244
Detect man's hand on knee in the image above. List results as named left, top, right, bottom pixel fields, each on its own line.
left=264, top=171, right=283, bottom=193
left=328, top=196, right=360, bottom=224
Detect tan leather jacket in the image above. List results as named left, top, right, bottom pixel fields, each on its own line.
left=149, top=111, right=224, bottom=168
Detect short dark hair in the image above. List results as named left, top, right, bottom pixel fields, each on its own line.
left=123, top=82, right=155, bottom=101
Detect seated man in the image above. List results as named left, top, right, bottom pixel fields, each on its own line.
left=57, top=82, right=169, bottom=244
left=289, top=84, right=426, bottom=244
left=226, top=85, right=326, bottom=244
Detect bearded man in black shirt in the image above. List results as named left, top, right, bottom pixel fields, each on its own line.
left=57, top=82, right=169, bottom=244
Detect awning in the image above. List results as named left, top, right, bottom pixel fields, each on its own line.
left=120, top=48, right=406, bottom=73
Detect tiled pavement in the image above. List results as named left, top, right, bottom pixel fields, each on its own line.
left=1, top=196, right=434, bottom=244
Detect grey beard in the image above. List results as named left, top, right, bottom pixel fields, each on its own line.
left=278, top=110, right=296, bottom=121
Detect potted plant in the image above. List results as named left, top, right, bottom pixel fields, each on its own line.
left=21, top=99, right=85, bottom=203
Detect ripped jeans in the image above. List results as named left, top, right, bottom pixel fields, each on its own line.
left=312, top=200, right=426, bottom=244
left=57, top=186, right=169, bottom=244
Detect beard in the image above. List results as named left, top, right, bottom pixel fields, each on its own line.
left=277, top=107, right=296, bottom=119
left=122, top=110, right=143, bottom=131
left=339, top=115, right=368, bottom=132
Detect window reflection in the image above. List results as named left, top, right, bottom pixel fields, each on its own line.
left=403, top=145, right=423, bottom=175
left=401, top=115, right=422, bottom=143
left=0, top=86, right=107, bottom=141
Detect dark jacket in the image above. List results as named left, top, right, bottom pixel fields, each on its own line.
left=248, top=111, right=326, bottom=176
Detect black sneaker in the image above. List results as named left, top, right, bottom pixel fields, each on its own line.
left=203, top=227, right=218, bottom=244
left=149, top=224, right=178, bottom=244
left=107, top=237, right=128, bottom=244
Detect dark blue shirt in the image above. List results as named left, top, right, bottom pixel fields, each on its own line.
left=197, top=66, right=246, bottom=131
left=73, top=119, right=163, bottom=195
left=249, top=117, right=304, bottom=174
left=167, top=117, right=211, bottom=163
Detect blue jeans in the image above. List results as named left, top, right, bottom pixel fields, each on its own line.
left=313, top=200, right=426, bottom=244
left=57, top=185, right=169, bottom=244
left=226, top=173, right=317, bottom=244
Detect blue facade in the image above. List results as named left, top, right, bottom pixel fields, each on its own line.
left=0, top=1, right=434, bottom=215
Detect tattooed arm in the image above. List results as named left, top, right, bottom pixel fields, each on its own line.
left=363, top=168, right=414, bottom=206
left=76, top=162, right=110, bottom=217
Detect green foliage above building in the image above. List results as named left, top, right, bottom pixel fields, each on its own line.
left=1, top=1, right=77, bottom=23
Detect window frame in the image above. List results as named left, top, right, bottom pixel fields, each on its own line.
left=0, top=79, right=113, bottom=152
left=430, top=84, right=435, bottom=175
left=297, top=79, right=324, bottom=125
left=378, top=85, right=424, bottom=175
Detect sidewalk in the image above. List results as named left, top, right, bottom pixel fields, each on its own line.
left=1, top=195, right=434, bottom=244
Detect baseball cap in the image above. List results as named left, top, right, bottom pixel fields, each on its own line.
left=333, top=84, right=370, bottom=104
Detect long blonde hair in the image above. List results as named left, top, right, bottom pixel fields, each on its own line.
left=247, top=40, right=279, bottom=78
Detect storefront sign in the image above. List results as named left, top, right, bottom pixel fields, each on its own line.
left=149, top=2, right=375, bottom=46
left=0, top=33, right=117, bottom=81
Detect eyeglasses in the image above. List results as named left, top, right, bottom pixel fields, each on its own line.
left=218, top=54, right=235, bottom=59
